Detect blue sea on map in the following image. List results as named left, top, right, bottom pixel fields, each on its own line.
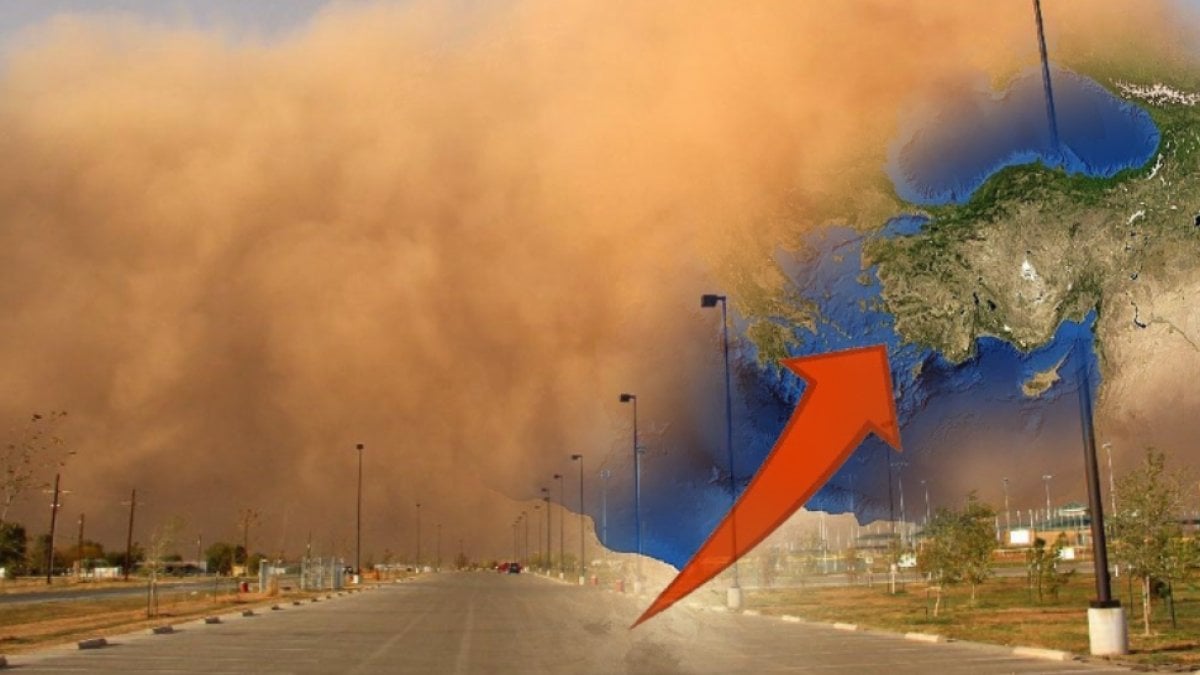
left=599, top=68, right=1157, bottom=569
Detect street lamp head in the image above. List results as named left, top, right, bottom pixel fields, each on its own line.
left=571, top=454, right=582, bottom=461
left=553, top=473, right=562, bottom=480
left=700, top=294, right=724, bottom=308
left=356, top=443, right=364, bottom=450
left=540, top=487, right=548, bottom=494
left=619, top=393, right=635, bottom=403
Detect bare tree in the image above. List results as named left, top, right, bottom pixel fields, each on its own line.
left=2, top=412, right=71, bottom=525
left=145, top=516, right=185, bottom=617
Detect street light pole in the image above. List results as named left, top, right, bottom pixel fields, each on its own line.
left=1103, top=442, right=1117, bottom=515
left=571, top=454, right=586, bottom=584
left=619, top=393, right=642, bottom=594
left=437, top=522, right=442, bottom=572
left=355, top=443, right=364, bottom=576
left=541, top=487, right=550, bottom=573
left=920, top=480, right=930, bottom=527
left=1042, top=474, right=1054, bottom=527
left=75, top=512, right=85, bottom=579
left=701, top=293, right=742, bottom=609
left=1002, top=477, right=1011, bottom=539
left=553, top=473, right=565, bottom=579
left=599, top=469, right=611, bottom=559
left=1074, top=333, right=1125, bottom=654
left=415, top=502, right=421, bottom=570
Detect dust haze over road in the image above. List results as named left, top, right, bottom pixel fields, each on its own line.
left=0, top=0, right=1192, bottom=560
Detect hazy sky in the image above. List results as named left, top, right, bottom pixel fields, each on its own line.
left=0, top=0, right=1196, bottom=564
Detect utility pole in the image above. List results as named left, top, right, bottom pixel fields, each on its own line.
left=237, top=508, right=259, bottom=576
left=123, top=488, right=137, bottom=581
left=415, top=502, right=421, bottom=569
left=436, top=522, right=442, bottom=571
left=45, top=473, right=62, bottom=585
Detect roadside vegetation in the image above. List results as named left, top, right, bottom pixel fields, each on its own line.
left=739, top=446, right=1199, bottom=668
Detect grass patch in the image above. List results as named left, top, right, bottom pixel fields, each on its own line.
left=747, top=575, right=1200, bottom=667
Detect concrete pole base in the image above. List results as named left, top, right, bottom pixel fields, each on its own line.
left=1088, top=606, right=1129, bottom=656
left=727, top=587, right=743, bottom=610
left=578, top=576, right=585, bottom=586
left=558, top=572, right=564, bottom=580
left=633, top=580, right=644, bottom=596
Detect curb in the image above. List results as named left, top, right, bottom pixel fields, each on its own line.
left=741, top=609, right=760, bottom=617
left=904, top=632, right=945, bottom=643
left=780, top=615, right=802, bottom=623
left=1012, top=646, right=1072, bottom=661
left=77, top=638, right=107, bottom=650
left=832, top=622, right=858, bottom=631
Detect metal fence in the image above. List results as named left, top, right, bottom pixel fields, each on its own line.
left=299, top=557, right=346, bottom=591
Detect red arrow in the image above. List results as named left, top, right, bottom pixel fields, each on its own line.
left=632, top=344, right=902, bottom=627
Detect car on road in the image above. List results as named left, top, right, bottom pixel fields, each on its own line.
left=507, top=563, right=521, bottom=574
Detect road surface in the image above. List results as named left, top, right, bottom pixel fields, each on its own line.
left=9, top=572, right=1130, bottom=674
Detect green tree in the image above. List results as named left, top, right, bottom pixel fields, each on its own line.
left=205, top=541, right=236, bottom=575
left=917, top=494, right=997, bottom=614
left=1025, top=534, right=1072, bottom=602
left=1110, top=447, right=1199, bottom=636
left=0, top=521, right=27, bottom=572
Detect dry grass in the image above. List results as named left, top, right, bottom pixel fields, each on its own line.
left=0, top=585, right=324, bottom=655
left=747, top=575, right=1200, bottom=668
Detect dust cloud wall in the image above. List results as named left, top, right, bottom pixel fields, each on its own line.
left=0, top=0, right=1187, bottom=558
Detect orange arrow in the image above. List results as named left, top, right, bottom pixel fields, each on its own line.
left=632, top=344, right=902, bottom=627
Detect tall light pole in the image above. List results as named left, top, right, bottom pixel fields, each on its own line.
left=701, top=293, right=742, bottom=609
left=571, top=454, right=586, bottom=584
left=541, top=487, right=550, bottom=573
left=920, top=480, right=930, bottom=527
left=893, top=460, right=908, bottom=545
left=1042, top=474, right=1054, bottom=527
left=553, top=473, right=565, bottom=578
left=415, top=502, right=422, bottom=569
left=75, top=512, right=85, bottom=579
left=355, top=443, right=364, bottom=576
left=436, top=522, right=442, bottom=572
left=619, top=393, right=643, bottom=594
left=533, top=504, right=542, bottom=567
left=1103, top=442, right=1117, bottom=515
left=1002, top=477, right=1011, bottom=540
left=599, top=469, right=611, bottom=559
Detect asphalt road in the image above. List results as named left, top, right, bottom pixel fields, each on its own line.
left=8, top=572, right=1131, bottom=674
